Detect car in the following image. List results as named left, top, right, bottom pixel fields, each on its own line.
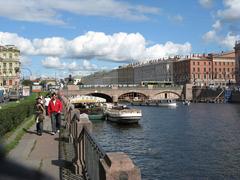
left=8, top=90, right=20, bottom=101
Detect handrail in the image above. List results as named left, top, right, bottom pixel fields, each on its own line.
left=60, top=94, right=141, bottom=180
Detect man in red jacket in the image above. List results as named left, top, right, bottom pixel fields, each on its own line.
left=48, top=92, right=63, bottom=135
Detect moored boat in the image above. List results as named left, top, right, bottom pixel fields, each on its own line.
left=157, top=99, right=177, bottom=107
left=105, top=105, right=142, bottom=124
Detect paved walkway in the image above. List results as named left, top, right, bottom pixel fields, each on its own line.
left=7, top=116, right=60, bottom=179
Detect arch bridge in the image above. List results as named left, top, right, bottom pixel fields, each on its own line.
left=62, top=86, right=183, bottom=102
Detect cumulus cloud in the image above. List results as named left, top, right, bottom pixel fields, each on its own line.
left=0, top=31, right=192, bottom=62
left=0, top=0, right=160, bottom=24
left=199, top=0, right=214, bottom=8
left=203, top=30, right=239, bottom=49
left=42, top=57, right=65, bottom=69
left=217, top=0, right=240, bottom=22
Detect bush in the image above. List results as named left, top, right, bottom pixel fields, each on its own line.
left=0, top=95, right=36, bottom=137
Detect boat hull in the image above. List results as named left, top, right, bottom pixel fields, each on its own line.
left=107, top=115, right=140, bottom=124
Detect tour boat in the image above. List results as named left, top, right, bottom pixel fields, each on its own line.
left=156, top=99, right=177, bottom=107
left=105, top=105, right=142, bottom=124
left=70, top=95, right=106, bottom=121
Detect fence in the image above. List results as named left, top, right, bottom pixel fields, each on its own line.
left=61, top=95, right=141, bottom=180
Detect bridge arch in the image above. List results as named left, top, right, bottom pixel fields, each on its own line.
left=152, top=91, right=181, bottom=100
left=87, top=92, right=113, bottom=102
left=118, top=92, right=148, bottom=102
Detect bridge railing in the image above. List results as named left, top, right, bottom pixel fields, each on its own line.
left=61, top=95, right=141, bottom=180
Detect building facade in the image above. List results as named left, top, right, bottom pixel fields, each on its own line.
left=173, top=54, right=212, bottom=86
left=173, top=52, right=235, bottom=87
left=0, top=45, right=21, bottom=88
left=234, top=41, right=240, bottom=85
left=81, top=69, right=118, bottom=86
left=117, top=66, right=134, bottom=85
left=134, top=59, right=174, bottom=84
left=211, top=51, right=235, bottom=86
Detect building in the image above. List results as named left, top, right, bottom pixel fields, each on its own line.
left=81, top=70, right=118, bottom=86
left=134, top=59, right=174, bottom=85
left=173, top=51, right=236, bottom=87
left=234, top=41, right=240, bottom=85
left=173, top=54, right=212, bottom=86
left=117, top=65, right=134, bottom=85
left=0, top=45, right=21, bottom=89
left=211, top=51, right=235, bottom=87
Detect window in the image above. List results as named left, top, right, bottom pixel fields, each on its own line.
left=9, top=63, right=12, bottom=67
left=9, top=53, right=12, bottom=59
left=193, top=62, right=195, bottom=65
left=219, top=62, right=221, bottom=65
left=204, top=74, right=206, bottom=79
left=215, top=62, right=217, bottom=65
left=198, top=74, right=200, bottom=78
left=204, top=68, right=206, bottom=72
left=223, top=62, right=225, bottom=65
left=3, top=63, right=6, bottom=67
left=197, top=62, right=200, bottom=65
left=209, top=62, right=211, bottom=65
left=219, top=74, right=221, bottom=78
left=219, top=68, right=221, bottom=72
left=204, top=62, right=206, bottom=65
left=198, top=67, right=200, bottom=72
left=227, top=68, right=229, bottom=72
left=193, top=67, right=195, bottom=72
left=227, top=62, right=229, bottom=65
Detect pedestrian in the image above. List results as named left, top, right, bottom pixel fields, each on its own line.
left=44, top=95, right=51, bottom=116
left=35, top=97, right=45, bottom=136
left=48, top=92, right=62, bottom=135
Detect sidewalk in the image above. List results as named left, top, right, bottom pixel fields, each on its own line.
left=7, top=116, right=59, bottom=179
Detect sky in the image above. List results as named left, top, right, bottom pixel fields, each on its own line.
left=0, top=0, right=239, bottom=79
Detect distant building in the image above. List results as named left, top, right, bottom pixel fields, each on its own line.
left=0, top=45, right=21, bottom=89
left=134, top=59, right=174, bottom=85
left=173, top=52, right=235, bottom=87
left=173, top=54, right=212, bottom=86
left=234, top=41, right=240, bottom=85
left=81, top=70, right=118, bottom=86
left=211, top=51, right=235, bottom=87
left=117, top=66, right=134, bottom=85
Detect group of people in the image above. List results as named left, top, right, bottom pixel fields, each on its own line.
left=35, top=92, right=63, bottom=136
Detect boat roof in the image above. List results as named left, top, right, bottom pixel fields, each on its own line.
left=69, top=95, right=106, bottom=103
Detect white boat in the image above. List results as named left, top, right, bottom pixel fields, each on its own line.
left=157, top=99, right=177, bottom=107
left=105, top=105, right=142, bottom=124
left=182, top=100, right=191, bottom=106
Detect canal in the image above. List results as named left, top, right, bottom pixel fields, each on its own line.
left=92, top=103, right=240, bottom=180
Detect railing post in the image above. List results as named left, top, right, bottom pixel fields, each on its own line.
left=72, top=113, right=92, bottom=175
left=99, top=152, right=141, bottom=180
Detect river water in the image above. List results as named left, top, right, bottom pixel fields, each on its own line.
left=92, top=103, right=240, bottom=180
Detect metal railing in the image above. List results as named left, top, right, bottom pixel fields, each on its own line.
left=61, top=95, right=141, bottom=180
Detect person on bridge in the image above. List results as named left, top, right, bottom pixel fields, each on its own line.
left=48, top=92, right=63, bottom=135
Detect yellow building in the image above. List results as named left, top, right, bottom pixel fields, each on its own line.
left=0, top=45, right=21, bottom=88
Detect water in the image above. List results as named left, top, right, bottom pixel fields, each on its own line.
left=92, top=103, right=240, bottom=180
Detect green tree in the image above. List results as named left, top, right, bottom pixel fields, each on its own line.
left=21, top=80, right=33, bottom=86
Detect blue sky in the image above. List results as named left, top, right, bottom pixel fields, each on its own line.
left=0, top=0, right=239, bottom=78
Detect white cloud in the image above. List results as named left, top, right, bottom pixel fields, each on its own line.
left=199, top=0, right=214, bottom=8
left=202, top=30, right=239, bottom=49
left=0, top=32, right=34, bottom=55
left=212, top=20, right=222, bottom=30
left=83, top=60, right=98, bottom=71
left=42, top=57, right=65, bottom=69
left=0, top=0, right=160, bottom=24
left=0, top=31, right=192, bottom=62
left=217, top=0, right=240, bottom=22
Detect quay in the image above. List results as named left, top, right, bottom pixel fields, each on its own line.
left=2, top=92, right=141, bottom=180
